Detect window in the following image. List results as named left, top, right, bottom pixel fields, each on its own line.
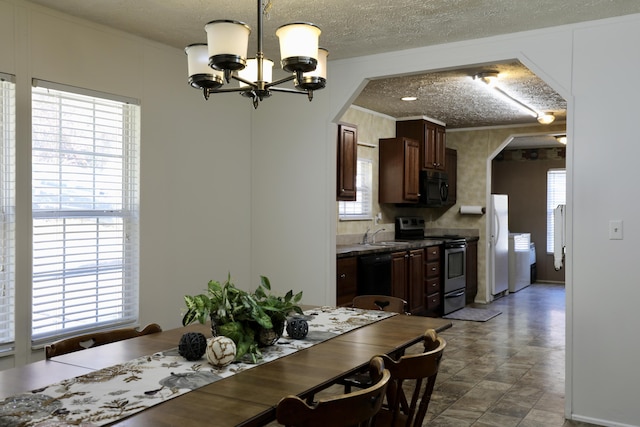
left=546, top=169, right=566, bottom=252
left=31, top=80, right=140, bottom=344
left=339, top=158, right=372, bottom=220
left=0, top=74, right=16, bottom=352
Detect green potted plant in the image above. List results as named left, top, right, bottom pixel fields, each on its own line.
left=182, top=274, right=303, bottom=363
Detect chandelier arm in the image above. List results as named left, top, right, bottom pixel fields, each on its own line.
left=207, top=87, right=253, bottom=94
left=268, top=87, right=310, bottom=95
left=231, top=75, right=259, bottom=88
left=264, top=74, right=296, bottom=89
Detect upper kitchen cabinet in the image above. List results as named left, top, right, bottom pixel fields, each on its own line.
left=337, top=123, right=358, bottom=201
left=396, top=119, right=446, bottom=171
left=379, top=137, right=420, bottom=204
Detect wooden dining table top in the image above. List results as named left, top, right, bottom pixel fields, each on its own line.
left=1, top=311, right=451, bottom=427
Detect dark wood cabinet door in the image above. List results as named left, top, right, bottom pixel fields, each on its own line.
left=408, top=249, right=425, bottom=314
left=379, top=137, right=420, bottom=204
left=391, top=252, right=408, bottom=301
left=403, top=138, right=420, bottom=201
left=435, top=126, right=446, bottom=170
left=337, top=123, right=357, bottom=201
left=336, top=257, right=358, bottom=306
left=396, top=119, right=446, bottom=171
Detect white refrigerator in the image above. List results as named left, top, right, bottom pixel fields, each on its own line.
left=490, top=194, right=509, bottom=295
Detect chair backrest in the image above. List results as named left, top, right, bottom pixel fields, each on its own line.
left=45, top=323, right=162, bottom=359
left=276, top=356, right=391, bottom=427
left=376, top=329, right=446, bottom=427
left=352, top=295, right=407, bottom=314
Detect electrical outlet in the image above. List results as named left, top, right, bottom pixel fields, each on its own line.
left=609, top=220, right=623, bottom=240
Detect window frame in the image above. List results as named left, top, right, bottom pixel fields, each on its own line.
left=31, top=80, right=140, bottom=346
left=546, top=168, right=566, bottom=253
left=0, top=73, right=16, bottom=353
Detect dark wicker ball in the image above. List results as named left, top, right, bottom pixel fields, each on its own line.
left=286, top=318, right=309, bottom=339
left=178, top=332, right=207, bottom=361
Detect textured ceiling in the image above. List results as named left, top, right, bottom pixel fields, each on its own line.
left=26, top=0, right=640, bottom=141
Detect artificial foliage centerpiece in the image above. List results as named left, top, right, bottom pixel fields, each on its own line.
left=182, top=274, right=303, bottom=363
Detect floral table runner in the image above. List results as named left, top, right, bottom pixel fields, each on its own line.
left=0, top=307, right=395, bottom=426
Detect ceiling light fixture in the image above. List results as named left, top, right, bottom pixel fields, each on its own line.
left=184, top=0, right=328, bottom=109
left=401, top=96, right=417, bottom=101
left=474, top=71, right=556, bottom=125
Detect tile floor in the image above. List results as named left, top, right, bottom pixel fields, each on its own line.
left=418, top=283, right=598, bottom=427
left=297, top=283, right=601, bottom=427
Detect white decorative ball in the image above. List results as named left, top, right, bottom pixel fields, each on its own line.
left=206, top=336, right=236, bottom=367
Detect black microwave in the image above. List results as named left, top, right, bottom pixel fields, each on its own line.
left=418, top=170, right=448, bottom=207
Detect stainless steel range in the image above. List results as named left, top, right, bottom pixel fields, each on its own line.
left=395, top=217, right=467, bottom=315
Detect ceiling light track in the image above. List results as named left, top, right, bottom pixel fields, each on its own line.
left=185, top=0, right=328, bottom=109
left=474, top=71, right=555, bottom=125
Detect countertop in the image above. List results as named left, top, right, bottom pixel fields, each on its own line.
left=337, top=235, right=479, bottom=258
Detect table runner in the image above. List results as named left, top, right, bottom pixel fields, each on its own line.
left=0, top=307, right=394, bottom=426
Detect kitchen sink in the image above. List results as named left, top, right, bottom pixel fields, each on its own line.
left=365, top=241, right=405, bottom=247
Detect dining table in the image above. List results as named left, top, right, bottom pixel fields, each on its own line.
left=0, top=308, right=451, bottom=427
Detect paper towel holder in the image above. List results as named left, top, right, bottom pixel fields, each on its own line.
left=459, top=205, right=486, bottom=215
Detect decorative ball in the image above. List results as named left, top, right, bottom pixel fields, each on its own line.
left=286, top=318, right=309, bottom=339
left=206, top=336, right=236, bottom=368
left=178, top=332, right=207, bottom=361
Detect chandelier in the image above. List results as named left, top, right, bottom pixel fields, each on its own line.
left=185, top=0, right=328, bottom=109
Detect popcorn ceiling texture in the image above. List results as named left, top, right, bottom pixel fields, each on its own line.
left=28, top=0, right=638, bottom=128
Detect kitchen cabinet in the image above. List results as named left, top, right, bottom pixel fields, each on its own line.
left=396, top=119, right=446, bottom=171
left=444, top=147, right=457, bottom=206
left=379, top=137, right=420, bottom=204
left=424, top=245, right=442, bottom=316
left=337, top=123, right=357, bottom=201
left=391, top=249, right=425, bottom=314
left=336, top=256, right=358, bottom=306
left=466, top=239, right=478, bottom=304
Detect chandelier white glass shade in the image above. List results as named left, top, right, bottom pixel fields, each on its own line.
left=474, top=71, right=556, bottom=125
left=185, top=0, right=327, bottom=109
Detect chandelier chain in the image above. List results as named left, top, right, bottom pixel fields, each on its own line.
left=263, top=0, right=273, bottom=20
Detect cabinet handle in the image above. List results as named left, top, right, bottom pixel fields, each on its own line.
left=431, top=267, right=436, bottom=271
left=340, top=273, right=346, bottom=278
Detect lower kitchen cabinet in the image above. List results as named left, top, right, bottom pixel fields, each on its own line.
left=336, top=256, right=358, bottom=306
left=391, top=249, right=425, bottom=314
left=424, top=245, right=442, bottom=316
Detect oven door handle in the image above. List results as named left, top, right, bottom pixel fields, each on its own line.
left=445, top=290, right=465, bottom=298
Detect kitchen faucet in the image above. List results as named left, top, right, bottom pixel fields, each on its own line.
left=362, top=227, right=386, bottom=244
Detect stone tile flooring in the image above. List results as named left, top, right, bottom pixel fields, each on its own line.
left=418, top=283, right=598, bottom=426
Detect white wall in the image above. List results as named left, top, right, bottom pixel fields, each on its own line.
left=1, top=0, right=252, bottom=367
left=322, top=15, right=640, bottom=427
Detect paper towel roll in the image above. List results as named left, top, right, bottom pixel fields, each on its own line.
left=459, top=205, right=485, bottom=215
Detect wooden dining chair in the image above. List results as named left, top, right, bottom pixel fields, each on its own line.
left=374, top=329, right=447, bottom=427
left=276, top=356, right=391, bottom=427
left=339, top=295, right=408, bottom=393
left=45, top=323, right=162, bottom=359
left=352, top=295, right=407, bottom=314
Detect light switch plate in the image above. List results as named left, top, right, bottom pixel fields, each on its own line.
left=609, top=220, right=623, bottom=240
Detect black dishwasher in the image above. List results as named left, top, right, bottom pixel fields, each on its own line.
left=357, top=253, right=392, bottom=295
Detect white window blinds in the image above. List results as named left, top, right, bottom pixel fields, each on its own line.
left=546, top=169, right=566, bottom=253
left=0, top=74, right=16, bottom=352
left=31, top=81, right=140, bottom=344
left=339, top=158, right=372, bottom=220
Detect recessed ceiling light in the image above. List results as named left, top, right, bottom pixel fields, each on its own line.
left=401, top=96, right=417, bottom=101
